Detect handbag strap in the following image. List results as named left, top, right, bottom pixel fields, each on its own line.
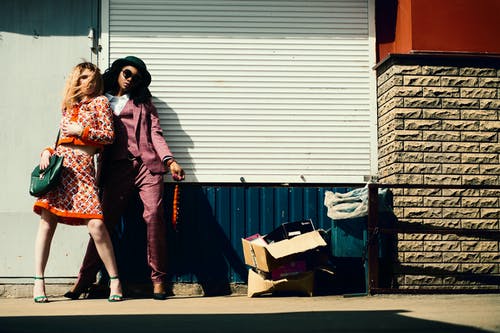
left=54, top=130, right=61, bottom=148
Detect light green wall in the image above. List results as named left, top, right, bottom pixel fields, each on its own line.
left=0, top=0, right=99, bottom=281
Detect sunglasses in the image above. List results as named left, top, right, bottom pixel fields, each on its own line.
left=122, top=69, right=142, bottom=83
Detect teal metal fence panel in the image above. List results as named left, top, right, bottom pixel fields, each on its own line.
left=117, top=185, right=353, bottom=288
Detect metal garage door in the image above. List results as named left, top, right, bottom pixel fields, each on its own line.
left=101, top=0, right=376, bottom=184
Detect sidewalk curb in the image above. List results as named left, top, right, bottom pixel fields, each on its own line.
left=0, top=283, right=248, bottom=298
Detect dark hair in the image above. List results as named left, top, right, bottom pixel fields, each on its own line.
left=102, top=63, right=152, bottom=106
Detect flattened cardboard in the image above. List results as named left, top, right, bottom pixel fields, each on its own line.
left=247, top=269, right=314, bottom=297
left=266, top=231, right=326, bottom=259
left=242, top=230, right=326, bottom=272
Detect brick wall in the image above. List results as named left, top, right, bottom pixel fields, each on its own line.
left=376, top=55, right=500, bottom=290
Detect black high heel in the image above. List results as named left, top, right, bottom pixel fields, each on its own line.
left=153, top=282, right=167, bottom=300
left=63, top=282, right=91, bottom=300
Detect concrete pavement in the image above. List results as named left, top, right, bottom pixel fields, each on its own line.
left=0, top=294, right=499, bottom=333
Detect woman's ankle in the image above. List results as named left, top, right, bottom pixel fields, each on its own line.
left=33, top=277, right=46, bottom=295
left=109, top=277, right=122, bottom=295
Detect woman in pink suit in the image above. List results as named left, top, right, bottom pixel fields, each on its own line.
left=64, top=56, right=185, bottom=300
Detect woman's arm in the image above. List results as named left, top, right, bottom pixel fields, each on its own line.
left=80, top=96, right=115, bottom=145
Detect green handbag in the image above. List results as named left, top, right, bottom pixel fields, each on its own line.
left=29, top=132, right=64, bottom=197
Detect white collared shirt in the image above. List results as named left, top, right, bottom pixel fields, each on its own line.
left=105, top=93, right=130, bottom=115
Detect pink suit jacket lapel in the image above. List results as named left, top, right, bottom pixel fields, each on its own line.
left=123, top=100, right=142, bottom=143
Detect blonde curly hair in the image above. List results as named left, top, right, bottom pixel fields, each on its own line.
left=61, top=62, right=103, bottom=109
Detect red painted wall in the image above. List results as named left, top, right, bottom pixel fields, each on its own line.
left=377, top=0, right=500, bottom=61
left=377, top=0, right=411, bottom=60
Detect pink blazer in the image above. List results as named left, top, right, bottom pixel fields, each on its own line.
left=98, top=99, right=173, bottom=177
left=128, top=100, right=173, bottom=174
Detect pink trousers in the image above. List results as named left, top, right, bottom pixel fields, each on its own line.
left=77, top=158, right=167, bottom=285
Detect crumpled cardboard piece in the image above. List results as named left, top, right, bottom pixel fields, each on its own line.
left=247, top=269, right=314, bottom=297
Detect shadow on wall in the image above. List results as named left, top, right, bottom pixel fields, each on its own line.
left=166, top=185, right=249, bottom=292
left=397, top=264, right=500, bottom=287
left=152, top=98, right=195, bottom=181
left=392, top=221, right=500, bottom=288
left=0, top=0, right=99, bottom=36
left=0, top=310, right=490, bottom=333
left=114, top=184, right=248, bottom=297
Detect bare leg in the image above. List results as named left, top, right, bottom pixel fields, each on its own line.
left=86, top=218, right=122, bottom=300
left=33, top=209, right=58, bottom=301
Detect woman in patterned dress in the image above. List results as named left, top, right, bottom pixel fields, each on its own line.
left=32, top=62, right=123, bottom=303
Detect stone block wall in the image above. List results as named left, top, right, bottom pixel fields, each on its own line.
left=376, top=55, right=500, bottom=290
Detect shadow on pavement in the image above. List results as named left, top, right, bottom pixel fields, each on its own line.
left=0, top=310, right=489, bottom=333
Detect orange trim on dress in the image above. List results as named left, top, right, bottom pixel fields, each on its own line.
left=34, top=201, right=103, bottom=225
left=42, top=147, right=56, bottom=155
left=57, top=137, right=104, bottom=150
left=70, top=104, right=80, bottom=121
left=81, top=126, right=91, bottom=140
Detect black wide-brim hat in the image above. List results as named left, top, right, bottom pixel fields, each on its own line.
left=112, top=56, right=152, bottom=87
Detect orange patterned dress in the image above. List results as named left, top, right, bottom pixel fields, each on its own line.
left=33, top=96, right=114, bottom=226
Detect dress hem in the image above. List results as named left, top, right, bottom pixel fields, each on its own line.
left=33, top=202, right=103, bottom=226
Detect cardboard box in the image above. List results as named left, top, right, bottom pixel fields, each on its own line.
left=247, top=269, right=314, bottom=297
left=241, top=230, right=327, bottom=273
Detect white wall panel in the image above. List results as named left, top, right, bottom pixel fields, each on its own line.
left=107, top=0, right=375, bottom=183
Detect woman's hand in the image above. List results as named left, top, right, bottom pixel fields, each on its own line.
left=62, top=121, right=84, bottom=137
left=39, top=150, right=52, bottom=170
left=169, top=161, right=185, bottom=181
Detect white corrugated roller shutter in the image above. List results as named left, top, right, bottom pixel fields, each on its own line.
left=104, top=0, right=375, bottom=183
